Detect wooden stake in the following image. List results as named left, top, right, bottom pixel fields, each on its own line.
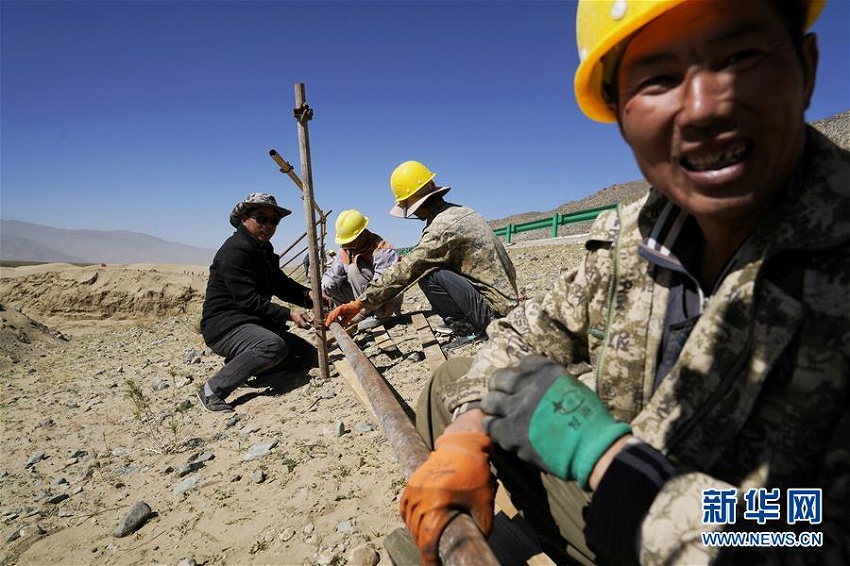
left=411, top=313, right=446, bottom=371
left=293, top=83, right=329, bottom=382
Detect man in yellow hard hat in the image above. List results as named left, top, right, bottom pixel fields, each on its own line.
left=400, top=1, right=849, bottom=565
left=324, top=161, right=519, bottom=345
left=320, top=209, right=402, bottom=329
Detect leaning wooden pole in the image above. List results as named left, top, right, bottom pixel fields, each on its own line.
left=293, top=83, right=329, bottom=381
left=328, top=322, right=499, bottom=565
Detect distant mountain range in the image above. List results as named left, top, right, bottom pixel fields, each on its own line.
left=0, top=220, right=215, bottom=266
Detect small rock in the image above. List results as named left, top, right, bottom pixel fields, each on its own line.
left=112, top=501, right=153, bottom=537
left=19, top=524, right=46, bottom=538
left=25, top=451, right=47, bottom=468
left=240, top=424, right=260, bottom=436
left=347, top=544, right=380, bottom=566
left=244, top=440, right=279, bottom=462
left=175, top=461, right=204, bottom=477
left=153, top=380, right=170, bottom=391
left=176, top=558, right=198, bottom=566
left=320, top=388, right=336, bottom=399
left=184, top=348, right=202, bottom=365
left=229, top=474, right=241, bottom=483
left=172, top=476, right=200, bottom=495
left=224, top=415, right=240, bottom=427
left=47, top=493, right=69, bottom=504
left=315, top=547, right=339, bottom=565
left=278, top=527, right=295, bottom=542
left=333, top=421, right=346, bottom=437
left=252, top=470, right=266, bottom=484
left=406, top=351, right=425, bottom=362
left=354, top=422, right=375, bottom=433
left=337, top=519, right=356, bottom=534
left=193, top=452, right=215, bottom=463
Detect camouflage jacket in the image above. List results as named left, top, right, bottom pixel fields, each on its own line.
left=451, top=129, right=849, bottom=564
left=358, top=201, right=518, bottom=315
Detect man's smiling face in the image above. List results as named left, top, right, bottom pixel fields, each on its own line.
left=615, top=0, right=817, bottom=231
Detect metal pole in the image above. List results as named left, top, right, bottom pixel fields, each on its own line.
left=269, top=149, right=325, bottom=217
left=293, top=83, right=329, bottom=381
left=328, top=322, right=500, bottom=565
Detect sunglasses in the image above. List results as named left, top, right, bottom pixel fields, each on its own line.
left=250, top=215, right=281, bottom=226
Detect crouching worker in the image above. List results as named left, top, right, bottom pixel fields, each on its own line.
left=320, top=209, right=402, bottom=329
left=401, top=1, right=849, bottom=565
left=324, top=160, right=518, bottom=344
left=198, top=193, right=317, bottom=413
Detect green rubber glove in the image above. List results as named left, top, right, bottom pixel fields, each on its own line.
left=481, top=355, right=630, bottom=489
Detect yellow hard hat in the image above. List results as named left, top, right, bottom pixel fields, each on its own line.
left=334, top=209, right=369, bottom=245
left=390, top=161, right=436, bottom=203
left=574, top=0, right=827, bottom=123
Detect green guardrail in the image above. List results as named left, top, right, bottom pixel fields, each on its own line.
left=396, top=203, right=616, bottom=254
left=494, top=204, right=616, bottom=244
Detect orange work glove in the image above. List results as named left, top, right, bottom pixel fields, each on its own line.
left=399, top=432, right=494, bottom=566
left=323, top=299, right=363, bottom=328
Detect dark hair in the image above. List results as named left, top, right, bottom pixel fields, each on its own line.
left=769, top=0, right=807, bottom=57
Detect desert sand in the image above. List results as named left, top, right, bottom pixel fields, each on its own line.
left=0, top=241, right=584, bottom=566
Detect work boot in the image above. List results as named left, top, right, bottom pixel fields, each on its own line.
left=197, top=386, right=234, bottom=413
left=433, top=323, right=454, bottom=336
left=434, top=319, right=477, bottom=337
left=442, top=331, right=486, bottom=352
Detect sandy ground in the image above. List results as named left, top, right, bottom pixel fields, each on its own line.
left=0, top=242, right=584, bottom=566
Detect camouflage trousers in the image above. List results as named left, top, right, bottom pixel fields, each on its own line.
left=415, top=357, right=597, bottom=566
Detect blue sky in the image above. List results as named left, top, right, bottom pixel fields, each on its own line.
left=2, top=1, right=848, bottom=257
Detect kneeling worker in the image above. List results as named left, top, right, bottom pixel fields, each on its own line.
left=198, top=193, right=316, bottom=413
left=321, top=209, right=402, bottom=328
left=324, top=160, right=518, bottom=339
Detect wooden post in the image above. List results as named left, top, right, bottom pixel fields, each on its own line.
left=293, top=83, right=329, bottom=381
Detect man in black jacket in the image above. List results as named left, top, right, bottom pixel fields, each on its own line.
left=198, top=192, right=315, bottom=412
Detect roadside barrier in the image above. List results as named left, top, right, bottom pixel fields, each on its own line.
left=495, top=204, right=616, bottom=244
left=397, top=203, right=617, bottom=254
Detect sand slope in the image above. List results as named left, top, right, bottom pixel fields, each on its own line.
left=0, top=242, right=583, bottom=566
